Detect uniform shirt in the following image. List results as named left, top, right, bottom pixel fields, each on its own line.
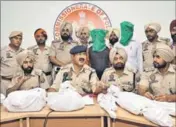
left=49, top=41, right=78, bottom=65
left=28, top=45, right=52, bottom=73
left=1, top=46, right=24, bottom=78
left=114, top=37, right=143, bottom=74
left=51, top=64, right=98, bottom=95
left=101, top=67, right=135, bottom=92
left=7, top=68, right=49, bottom=91
left=139, top=64, right=176, bottom=96
left=171, top=44, right=176, bottom=64
left=142, top=39, right=169, bottom=72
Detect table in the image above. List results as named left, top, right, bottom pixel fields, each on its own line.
left=1, top=101, right=175, bottom=127
left=107, top=107, right=176, bottom=127
left=0, top=100, right=105, bottom=127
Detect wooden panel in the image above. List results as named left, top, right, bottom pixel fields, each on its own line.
left=30, top=117, right=102, bottom=127
left=111, top=119, right=157, bottom=127
left=0, top=120, right=20, bottom=127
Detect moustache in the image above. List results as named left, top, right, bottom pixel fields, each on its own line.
left=79, top=58, right=85, bottom=62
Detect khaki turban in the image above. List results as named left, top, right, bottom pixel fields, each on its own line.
left=106, top=27, right=120, bottom=39
left=109, top=47, right=127, bottom=64
left=16, top=50, right=35, bottom=66
left=60, top=21, right=73, bottom=35
left=144, top=23, right=161, bottom=33
left=76, top=26, right=90, bottom=38
left=152, top=43, right=174, bottom=62
left=9, top=31, right=23, bottom=39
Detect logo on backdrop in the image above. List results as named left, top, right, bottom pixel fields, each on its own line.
left=53, top=2, right=112, bottom=40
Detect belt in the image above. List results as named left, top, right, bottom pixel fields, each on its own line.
left=1, top=76, right=12, bottom=80
left=43, top=71, right=52, bottom=76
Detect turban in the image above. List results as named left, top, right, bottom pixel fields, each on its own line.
left=109, top=47, right=127, bottom=64
left=144, top=23, right=161, bottom=33
left=170, top=19, right=176, bottom=31
left=76, top=26, right=90, bottom=38
left=60, top=21, right=73, bottom=35
left=152, top=43, right=174, bottom=62
left=16, top=50, right=35, bottom=66
left=9, top=31, right=23, bottom=39
left=34, top=28, right=47, bottom=39
left=106, top=27, right=120, bottom=39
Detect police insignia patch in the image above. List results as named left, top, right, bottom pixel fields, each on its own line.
left=108, top=73, right=115, bottom=81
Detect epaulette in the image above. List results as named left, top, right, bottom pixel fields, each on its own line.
left=27, top=45, right=38, bottom=50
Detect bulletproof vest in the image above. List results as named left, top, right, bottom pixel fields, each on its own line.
left=89, top=47, right=110, bottom=79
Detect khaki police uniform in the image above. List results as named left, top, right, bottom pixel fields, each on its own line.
left=51, top=63, right=98, bottom=95
left=171, top=44, right=176, bottom=64
left=28, top=45, right=53, bottom=85
left=142, top=38, right=170, bottom=72
left=139, top=64, right=176, bottom=96
left=101, top=67, right=136, bottom=92
left=50, top=40, right=78, bottom=79
left=7, top=68, right=49, bottom=93
left=0, top=46, right=23, bottom=96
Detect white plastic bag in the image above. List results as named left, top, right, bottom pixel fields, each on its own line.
left=47, top=81, right=85, bottom=111
left=116, top=92, right=154, bottom=115
left=143, top=107, right=174, bottom=127
left=97, top=85, right=120, bottom=118
left=3, top=88, right=46, bottom=112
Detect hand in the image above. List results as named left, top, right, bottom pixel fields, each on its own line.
left=47, top=88, right=57, bottom=92
left=144, top=92, right=155, bottom=100
left=97, top=81, right=109, bottom=90
left=154, top=94, right=168, bottom=102
left=17, top=76, right=30, bottom=85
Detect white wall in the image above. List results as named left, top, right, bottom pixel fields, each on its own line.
left=1, top=1, right=175, bottom=48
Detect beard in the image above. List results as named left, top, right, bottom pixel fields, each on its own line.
left=61, top=34, right=70, bottom=41
left=22, top=66, right=33, bottom=74
left=109, top=38, right=119, bottom=46
left=37, top=39, right=45, bottom=44
left=113, top=63, right=125, bottom=70
left=171, top=34, right=176, bottom=43
left=153, top=61, right=167, bottom=69
left=147, top=35, right=156, bottom=42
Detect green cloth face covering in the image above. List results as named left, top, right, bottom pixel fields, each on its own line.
left=90, top=29, right=108, bottom=52
left=120, top=21, right=134, bottom=46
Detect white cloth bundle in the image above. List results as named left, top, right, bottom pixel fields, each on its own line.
left=97, top=85, right=120, bottom=118
left=116, top=92, right=154, bottom=115
left=3, top=88, right=46, bottom=112
left=143, top=107, right=174, bottom=127
left=47, top=81, right=85, bottom=111
left=98, top=85, right=175, bottom=126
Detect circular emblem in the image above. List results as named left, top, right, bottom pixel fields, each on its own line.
left=54, top=2, right=112, bottom=40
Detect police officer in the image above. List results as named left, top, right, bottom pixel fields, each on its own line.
left=49, top=22, right=78, bottom=79
left=170, top=19, right=176, bottom=64
left=138, top=43, right=176, bottom=102
left=101, top=48, right=137, bottom=92
left=48, top=45, right=99, bottom=95
left=106, top=27, right=120, bottom=49
left=28, top=28, right=53, bottom=85
left=1, top=31, right=24, bottom=96
left=6, top=50, right=49, bottom=95
left=142, top=22, right=171, bottom=72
